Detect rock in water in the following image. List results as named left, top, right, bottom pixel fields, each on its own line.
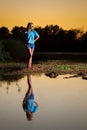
left=45, top=72, right=58, bottom=78
left=78, top=72, right=86, bottom=76
left=82, top=75, right=87, bottom=80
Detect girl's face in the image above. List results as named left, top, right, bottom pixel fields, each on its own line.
left=28, top=112, right=34, bottom=121
left=30, top=24, right=34, bottom=30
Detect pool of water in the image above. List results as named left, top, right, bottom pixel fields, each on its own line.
left=0, top=73, right=87, bottom=130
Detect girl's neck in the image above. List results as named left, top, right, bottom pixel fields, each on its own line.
left=28, top=29, right=31, bottom=32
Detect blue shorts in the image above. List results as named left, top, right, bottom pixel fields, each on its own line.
left=27, top=43, right=35, bottom=49
left=28, top=93, right=34, bottom=99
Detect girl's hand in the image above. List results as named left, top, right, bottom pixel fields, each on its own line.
left=34, top=101, right=39, bottom=107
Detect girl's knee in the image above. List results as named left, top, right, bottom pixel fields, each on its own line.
left=29, top=54, right=33, bottom=57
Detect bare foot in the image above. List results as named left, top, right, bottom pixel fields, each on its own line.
left=28, top=66, right=32, bottom=69
left=28, top=64, right=32, bottom=69
left=31, top=66, right=35, bottom=70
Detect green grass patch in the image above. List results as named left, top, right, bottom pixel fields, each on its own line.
left=52, top=64, right=87, bottom=71
left=74, top=65, right=87, bottom=69
left=52, top=64, right=72, bottom=71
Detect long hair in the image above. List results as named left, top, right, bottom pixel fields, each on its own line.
left=27, top=22, right=33, bottom=30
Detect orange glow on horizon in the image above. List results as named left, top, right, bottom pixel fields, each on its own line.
left=0, top=0, right=87, bottom=31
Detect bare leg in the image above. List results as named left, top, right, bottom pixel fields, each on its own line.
left=28, top=48, right=34, bottom=68
left=24, top=73, right=34, bottom=100
left=27, top=73, right=34, bottom=95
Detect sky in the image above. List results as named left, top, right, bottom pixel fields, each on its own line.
left=0, top=0, right=87, bottom=31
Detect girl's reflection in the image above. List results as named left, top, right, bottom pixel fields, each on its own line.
left=23, top=73, right=38, bottom=121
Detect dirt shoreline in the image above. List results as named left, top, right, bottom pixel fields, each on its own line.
left=0, top=60, right=87, bottom=75
left=0, top=61, right=87, bottom=82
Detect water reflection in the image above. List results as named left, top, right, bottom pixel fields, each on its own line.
left=22, top=73, right=38, bottom=121
left=0, top=79, right=22, bottom=94
left=0, top=68, right=42, bottom=82
left=0, top=67, right=25, bottom=82
left=0, top=74, right=87, bottom=130
left=0, top=67, right=42, bottom=94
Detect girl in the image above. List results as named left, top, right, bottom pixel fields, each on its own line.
left=23, top=73, right=38, bottom=121
left=24, top=22, right=40, bottom=68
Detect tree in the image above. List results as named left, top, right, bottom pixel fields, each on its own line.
left=0, top=27, right=9, bottom=39
left=11, top=26, right=26, bottom=39
left=81, top=32, right=87, bottom=42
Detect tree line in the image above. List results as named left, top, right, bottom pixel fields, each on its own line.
left=0, top=25, right=87, bottom=61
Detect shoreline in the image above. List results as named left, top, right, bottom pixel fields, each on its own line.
left=0, top=60, right=87, bottom=75
left=0, top=60, right=87, bottom=81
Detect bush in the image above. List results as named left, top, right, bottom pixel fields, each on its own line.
left=3, top=39, right=28, bottom=61
left=0, top=40, right=11, bottom=61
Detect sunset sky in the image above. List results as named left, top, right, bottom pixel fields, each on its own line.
left=0, top=0, right=87, bottom=31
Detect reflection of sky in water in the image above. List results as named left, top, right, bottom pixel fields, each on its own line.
left=0, top=74, right=87, bottom=130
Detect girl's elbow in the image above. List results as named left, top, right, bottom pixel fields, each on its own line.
left=38, top=35, right=40, bottom=39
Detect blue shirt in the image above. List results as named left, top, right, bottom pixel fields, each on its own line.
left=24, top=95, right=38, bottom=113
left=24, top=30, right=39, bottom=44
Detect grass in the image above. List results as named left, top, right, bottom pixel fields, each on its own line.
left=51, top=64, right=87, bottom=75
left=0, top=60, right=87, bottom=83
left=0, top=61, right=26, bottom=68
left=52, top=64, right=87, bottom=71
left=0, top=60, right=87, bottom=75
left=74, top=65, right=87, bottom=69
left=52, top=64, right=72, bottom=71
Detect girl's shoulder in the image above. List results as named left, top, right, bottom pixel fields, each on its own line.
left=32, top=30, right=37, bottom=33
left=32, top=30, right=39, bottom=36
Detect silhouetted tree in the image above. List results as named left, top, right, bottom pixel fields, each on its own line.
left=11, top=26, right=26, bottom=39
left=0, top=27, right=9, bottom=39
left=0, top=24, right=87, bottom=62
left=79, top=31, right=87, bottom=52
left=81, top=31, right=87, bottom=42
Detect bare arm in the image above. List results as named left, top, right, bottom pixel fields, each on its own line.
left=34, top=35, right=40, bottom=42
left=34, top=101, right=39, bottom=107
